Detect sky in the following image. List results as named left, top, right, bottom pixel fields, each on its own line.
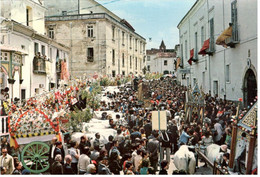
left=96, top=0, right=196, bottom=49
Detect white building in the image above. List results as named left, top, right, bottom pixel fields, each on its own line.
left=0, top=0, right=70, bottom=101
left=44, top=0, right=146, bottom=78
left=177, top=0, right=257, bottom=107
left=146, top=41, right=176, bottom=74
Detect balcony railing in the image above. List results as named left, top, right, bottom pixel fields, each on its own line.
left=33, top=54, right=46, bottom=74
left=87, top=56, right=94, bottom=62
left=225, top=25, right=239, bottom=48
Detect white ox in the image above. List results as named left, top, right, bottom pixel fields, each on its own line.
left=205, top=144, right=229, bottom=165
left=173, top=145, right=196, bottom=174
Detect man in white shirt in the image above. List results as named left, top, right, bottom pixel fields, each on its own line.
left=78, top=147, right=91, bottom=174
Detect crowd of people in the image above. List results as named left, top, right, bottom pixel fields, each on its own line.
left=0, top=76, right=256, bottom=175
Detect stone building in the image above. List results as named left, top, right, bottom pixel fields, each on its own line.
left=146, top=40, right=176, bottom=74
left=0, top=0, right=70, bottom=100
left=177, top=0, right=257, bottom=107
left=44, top=0, right=146, bottom=78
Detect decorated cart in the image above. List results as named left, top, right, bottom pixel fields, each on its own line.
left=6, top=79, right=90, bottom=174
left=228, top=101, right=257, bottom=174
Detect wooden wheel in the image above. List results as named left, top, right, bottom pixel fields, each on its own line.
left=21, top=141, right=50, bottom=174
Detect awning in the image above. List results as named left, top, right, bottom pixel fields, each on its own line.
left=198, top=39, right=210, bottom=56
left=188, top=49, right=194, bottom=65
left=176, top=57, right=181, bottom=70
left=216, top=26, right=232, bottom=47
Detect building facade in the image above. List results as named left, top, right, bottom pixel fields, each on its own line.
left=177, top=0, right=257, bottom=107
left=0, top=0, right=70, bottom=100
left=146, top=41, right=176, bottom=74
left=44, top=0, right=146, bottom=78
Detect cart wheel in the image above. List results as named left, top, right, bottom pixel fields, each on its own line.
left=21, top=141, right=50, bottom=174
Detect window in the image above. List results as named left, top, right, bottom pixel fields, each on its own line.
left=41, top=45, right=45, bottom=56
left=209, top=18, right=215, bottom=51
left=56, top=49, right=59, bottom=61
left=213, top=80, right=218, bottom=97
left=185, top=40, right=187, bottom=59
left=201, top=26, right=204, bottom=47
left=181, top=44, right=183, bottom=62
left=122, top=71, right=125, bottom=76
left=112, top=49, right=115, bottom=65
left=143, top=43, right=145, bottom=53
left=122, top=31, right=125, bottom=45
left=112, top=26, right=115, bottom=40
left=87, top=26, right=94, bottom=38
left=135, top=57, right=137, bottom=70
left=48, top=27, right=54, bottom=39
left=130, top=36, right=132, bottom=49
left=122, top=53, right=125, bottom=67
left=147, top=65, right=150, bottom=71
left=193, top=78, right=197, bottom=86
left=135, top=39, right=138, bottom=51
left=140, top=41, right=142, bottom=53
left=62, top=11, right=67, bottom=16
left=130, top=56, right=132, bottom=68
left=21, top=89, right=26, bottom=100
left=147, top=56, right=150, bottom=61
left=87, top=48, right=94, bottom=62
left=112, top=70, right=116, bottom=77
left=231, top=0, right=238, bottom=41
left=26, top=7, right=32, bottom=26
left=194, top=32, right=198, bottom=59
left=226, top=64, right=230, bottom=82
left=164, top=60, right=167, bottom=66
left=187, top=77, right=190, bottom=86
left=34, top=42, right=39, bottom=54
left=49, top=48, right=52, bottom=61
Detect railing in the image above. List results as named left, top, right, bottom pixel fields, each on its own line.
left=196, top=149, right=228, bottom=175
left=33, top=55, right=46, bottom=74
left=225, top=25, right=239, bottom=48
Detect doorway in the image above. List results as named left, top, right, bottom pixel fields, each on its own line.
left=243, top=69, right=257, bottom=107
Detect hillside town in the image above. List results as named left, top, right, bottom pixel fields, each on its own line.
left=0, top=0, right=257, bottom=175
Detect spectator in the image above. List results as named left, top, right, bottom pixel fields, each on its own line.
left=12, top=162, right=22, bottom=175
left=53, top=141, right=65, bottom=165
left=78, top=146, right=91, bottom=174
left=139, top=159, right=149, bottom=175
left=68, top=141, right=80, bottom=174
left=78, top=135, right=90, bottom=154
left=90, top=145, right=100, bottom=161
left=93, top=133, right=101, bottom=149
left=63, top=155, right=74, bottom=174
left=51, top=154, right=63, bottom=174
left=160, top=130, right=171, bottom=162
left=48, top=137, right=57, bottom=171
left=97, top=156, right=111, bottom=175
left=159, top=160, right=168, bottom=175
left=147, top=131, right=159, bottom=171
left=178, top=126, right=191, bottom=145
left=108, top=152, right=122, bottom=175
left=85, top=164, right=96, bottom=175
left=125, top=162, right=134, bottom=175
left=0, top=147, right=14, bottom=174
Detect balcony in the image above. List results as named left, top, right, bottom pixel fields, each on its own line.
left=87, top=56, right=94, bottom=62
left=33, top=54, right=46, bottom=74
